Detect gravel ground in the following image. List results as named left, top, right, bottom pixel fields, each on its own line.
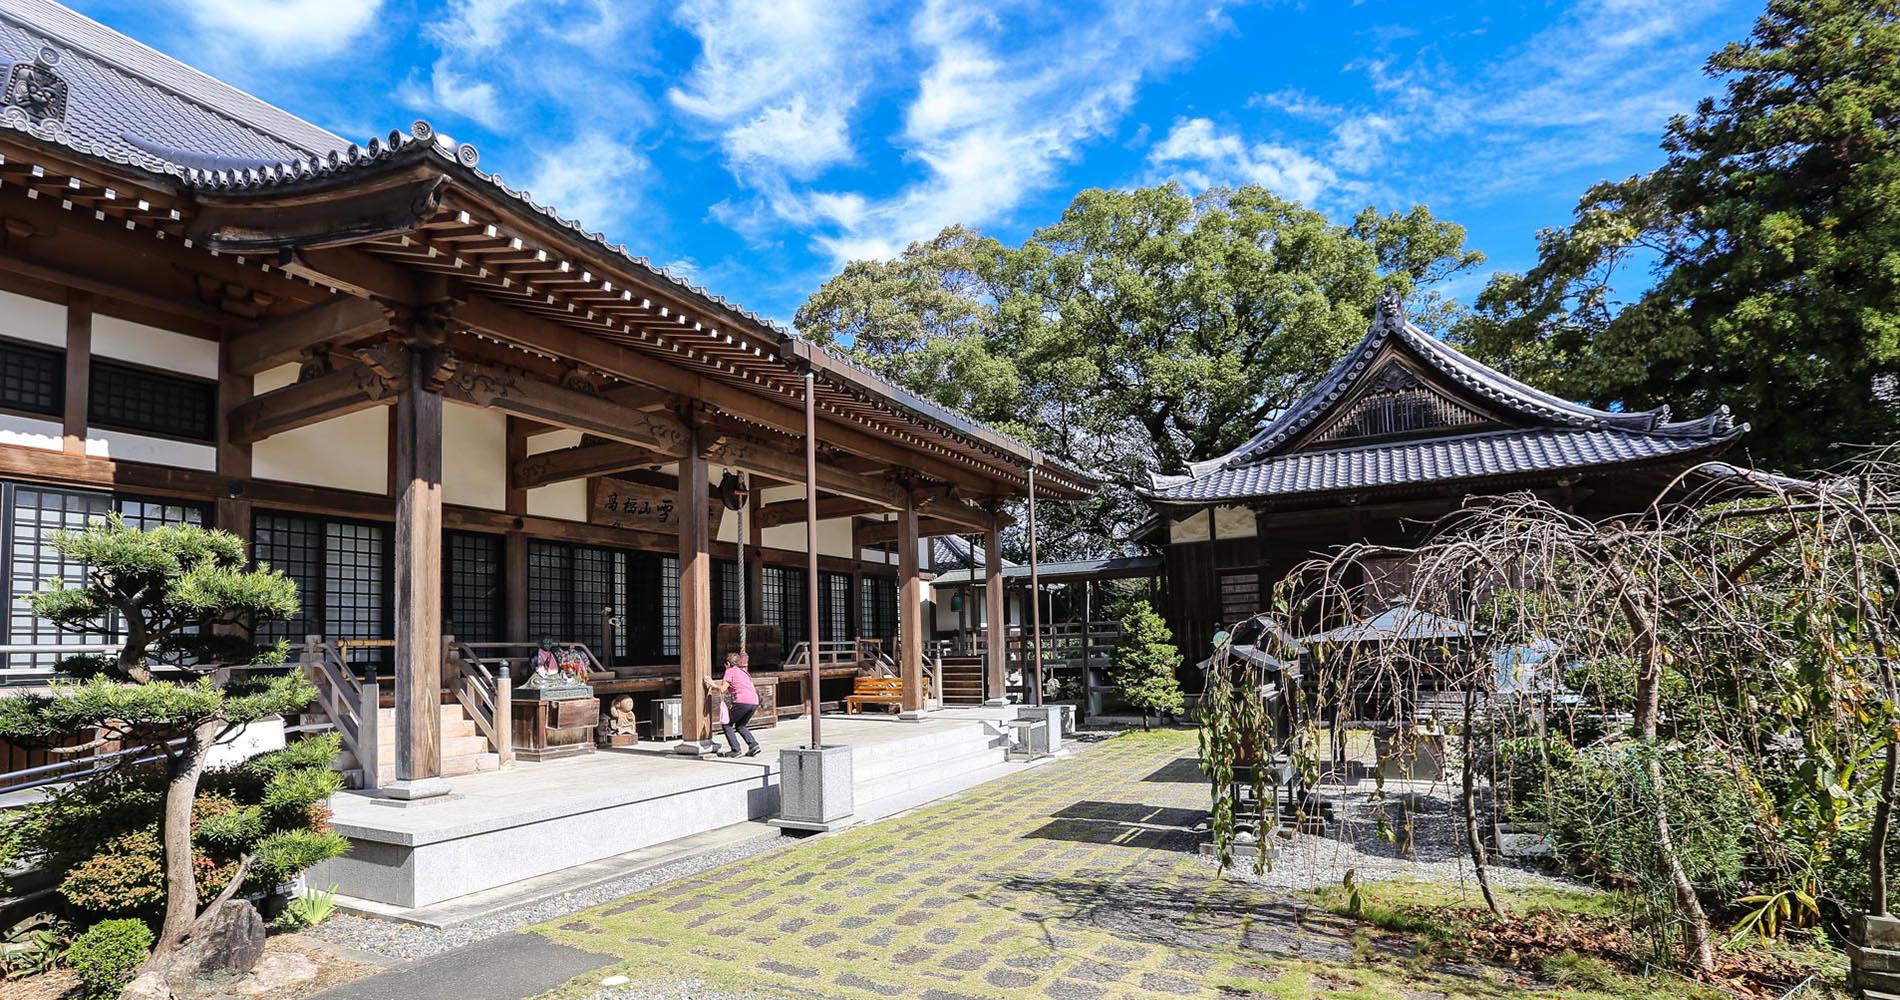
left=303, top=832, right=792, bottom=961
left=1194, top=779, right=1584, bottom=898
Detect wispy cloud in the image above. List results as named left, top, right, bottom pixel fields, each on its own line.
left=1148, top=117, right=1338, bottom=206
left=694, top=0, right=1232, bottom=266
left=668, top=0, right=877, bottom=180
left=175, top=0, right=383, bottom=64
left=1170, top=0, right=1737, bottom=210
left=515, top=131, right=649, bottom=232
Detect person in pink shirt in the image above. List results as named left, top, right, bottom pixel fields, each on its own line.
left=715, top=651, right=761, bottom=758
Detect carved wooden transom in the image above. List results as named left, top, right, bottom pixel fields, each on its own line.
left=1307, top=360, right=1492, bottom=445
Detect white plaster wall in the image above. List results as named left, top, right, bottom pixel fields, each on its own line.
left=91, top=315, right=218, bottom=378
left=0, top=414, right=62, bottom=453
left=528, top=429, right=583, bottom=454
left=251, top=363, right=388, bottom=495
left=0, top=289, right=65, bottom=347
left=761, top=523, right=804, bottom=552
left=818, top=518, right=853, bottom=559
left=444, top=404, right=506, bottom=510
left=528, top=481, right=587, bottom=521
left=1169, top=509, right=1211, bottom=544
left=1213, top=505, right=1257, bottom=539
left=716, top=505, right=740, bottom=545
left=85, top=431, right=215, bottom=470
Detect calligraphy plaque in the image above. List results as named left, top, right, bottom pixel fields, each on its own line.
left=591, top=478, right=725, bottom=534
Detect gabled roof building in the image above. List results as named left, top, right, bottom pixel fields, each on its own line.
left=1141, top=293, right=1743, bottom=656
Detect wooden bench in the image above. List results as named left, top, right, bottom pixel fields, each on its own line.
left=844, top=677, right=905, bottom=714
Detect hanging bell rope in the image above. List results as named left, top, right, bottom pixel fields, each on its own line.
left=717, top=470, right=751, bottom=661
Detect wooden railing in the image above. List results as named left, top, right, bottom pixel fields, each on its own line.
left=299, top=635, right=379, bottom=791
left=444, top=637, right=512, bottom=768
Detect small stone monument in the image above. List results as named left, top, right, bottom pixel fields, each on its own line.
left=1850, top=912, right=1900, bottom=998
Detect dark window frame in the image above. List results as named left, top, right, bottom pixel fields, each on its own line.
left=0, top=334, right=65, bottom=421
left=252, top=510, right=393, bottom=671
left=88, top=357, right=218, bottom=443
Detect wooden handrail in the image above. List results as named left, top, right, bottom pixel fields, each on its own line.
left=445, top=636, right=513, bottom=768
left=299, top=635, right=378, bottom=791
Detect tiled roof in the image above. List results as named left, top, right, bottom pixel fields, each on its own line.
left=0, top=0, right=340, bottom=170
left=931, top=555, right=1162, bottom=585
left=1303, top=603, right=1476, bottom=644
left=1145, top=425, right=1736, bottom=504
left=1145, top=294, right=1741, bottom=506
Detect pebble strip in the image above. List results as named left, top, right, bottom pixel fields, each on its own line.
left=304, top=834, right=791, bottom=961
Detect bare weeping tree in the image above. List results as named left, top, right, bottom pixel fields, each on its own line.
left=1232, top=458, right=1900, bottom=973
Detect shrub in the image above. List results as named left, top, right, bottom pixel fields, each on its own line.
left=1111, top=600, right=1185, bottom=728
left=1543, top=743, right=1750, bottom=911
left=272, top=885, right=338, bottom=931
left=1495, top=735, right=1579, bottom=822
left=69, top=918, right=152, bottom=1000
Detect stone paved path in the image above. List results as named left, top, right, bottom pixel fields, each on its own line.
left=532, top=729, right=1494, bottom=1000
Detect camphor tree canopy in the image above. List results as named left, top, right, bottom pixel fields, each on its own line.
left=1461, top=0, right=1900, bottom=474
left=796, top=185, right=1483, bottom=558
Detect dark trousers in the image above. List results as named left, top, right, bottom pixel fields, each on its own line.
left=722, top=701, right=759, bottom=753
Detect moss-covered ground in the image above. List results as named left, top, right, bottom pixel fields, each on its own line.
left=531, top=729, right=1739, bottom=999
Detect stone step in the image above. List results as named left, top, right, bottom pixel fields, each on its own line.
left=348, top=751, right=501, bottom=788
left=852, top=727, right=1006, bottom=785
left=856, top=740, right=1009, bottom=802
left=378, top=705, right=475, bottom=724
left=376, top=718, right=479, bottom=745
left=1850, top=941, right=1900, bottom=974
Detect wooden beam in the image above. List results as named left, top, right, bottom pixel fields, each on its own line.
left=511, top=440, right=666, bottom=490
left=984, top=520, right=1006, bottom=704
left=227, top=296, right=390, bottom=375
left=451, top=295, right=1010, bottom=495
left=756, top=495, right=884, bottom=529
left=438, top=357, right=691, bottom=459
left=62, top=293, right=90, bottom=455
left=912, top=487, right=994, bottom=531
left=704, top=435, right=904, bottom=510
left=0, top=251, right=233, bottom=327
left=855, top=516, right=969, bottom=545
left=226, top=359, right=405, bottom=444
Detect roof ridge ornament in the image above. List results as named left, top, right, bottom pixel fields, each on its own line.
left=2, top=46, right=67, bottom=130
left=1374, top=287, right=1406, bottom=334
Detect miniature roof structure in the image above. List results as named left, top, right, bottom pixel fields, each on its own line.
left=1143, top=292, right=1743, bottom=509
left=930, top=554, right=1162, bottom=586
left=1302, top=603, right=1476, bottom=645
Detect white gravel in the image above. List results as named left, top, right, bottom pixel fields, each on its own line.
left=1196, top=781, right=1587, bottom=899
left=303, top=833, right=791, bottom=961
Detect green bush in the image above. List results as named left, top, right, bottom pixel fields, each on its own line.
left=1542, top=743, right=1750, bottom=911
left=69, top=918, right=152, bottom=1000
left=7, top=734, right=347, bottom=922
left=1495, top=735, right=1579, bottom=822
left=1111, top=600, right=1185, bottom=726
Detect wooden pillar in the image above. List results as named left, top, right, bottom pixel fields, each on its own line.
left=983, top=517, right=1006, bottom=705
left=62, top=293, right=91, bottom=456
left=215, top=338, right=253, bottom=550
left=391, top=349, right=446, bottom=797
left=676, top=428, right=714, bottom=750
left=747, top=487, right=765, bottom=628
left=504, top=418, right=530, bottom=645
left=1027, top=465, right=1045, bottom=706
left=897, top=496, right=923, bottom=715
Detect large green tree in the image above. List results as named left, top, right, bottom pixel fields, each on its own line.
left=1462, top=0, right=1900, bottom=472
left=797, top=185, right=1482, bottom=556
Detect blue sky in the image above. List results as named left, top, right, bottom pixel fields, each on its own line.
left=75, top=0, right=1759, bottom=324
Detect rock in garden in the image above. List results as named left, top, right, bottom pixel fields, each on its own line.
left=165, top=900, right=268, bottom=997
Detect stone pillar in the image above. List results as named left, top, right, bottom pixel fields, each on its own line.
left=390, top=349, right=447, bottom=799
left=675, top=431, right=714, bottom=753
left=983, top=518, right=1007, bottom=705
left=897, top=497, right=924, bottom=719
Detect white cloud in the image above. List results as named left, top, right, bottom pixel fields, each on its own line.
left=176, top=0, right=382, bottom=63
left=398, top=58, right=506, bottom=130
left=668, top=0, right=872, bottom=179
left=515, top=132, right=648, bottom=231
left=782, top=0, right=1231, bottom=264
left=1148, top=117, right=1338, bottom=205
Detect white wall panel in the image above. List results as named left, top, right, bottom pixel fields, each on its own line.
left=251, top=363, right=389, bottom=495
left=0, top=290, right=65, bottom=347
left=85, top=431, right=215, bottom=470
left=92, top=315, right=217, bottom=378
left=444, top=404, right=506, bottom=510
left=0, top=414, right=62, bottom=452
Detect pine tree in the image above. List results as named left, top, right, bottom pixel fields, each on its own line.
left=1111, top=601, right=1186, bottom=730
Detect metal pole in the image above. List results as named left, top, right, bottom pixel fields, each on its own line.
left=1028, top=464, right=1043, bottom=706
left=805, top=371, right=822, bottom=748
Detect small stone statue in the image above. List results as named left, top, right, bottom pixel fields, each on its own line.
left=600, top=695, right=639, bottom=746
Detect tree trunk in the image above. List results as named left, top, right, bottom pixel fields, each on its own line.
left=1617, top=582, right=1715, bottom=970
left=147, top=718, right=220, bottom=964
left=1461, top=686, right=1502, bottom=917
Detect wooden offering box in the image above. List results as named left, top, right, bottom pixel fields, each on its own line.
left=512, top=685, right=598, bottom=761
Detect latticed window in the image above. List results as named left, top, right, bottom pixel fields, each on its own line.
left=254, top=512, right=390, bottom=672
left=528, top=540, right=624, bottom=656
left=444, top=532, right=503, bottom=644
left=659, top=555, right=680, bottom=656
left=0, top=339, right=62, bottom=416
left=89, top=360, right=216, bottom=441
left=859, top=575, right=897, bottom=645
left=763, top=565, right=808, bottom=646
left=713, top=560, right=741, bottom=627
left=821, top=572, right=850, bottom=641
